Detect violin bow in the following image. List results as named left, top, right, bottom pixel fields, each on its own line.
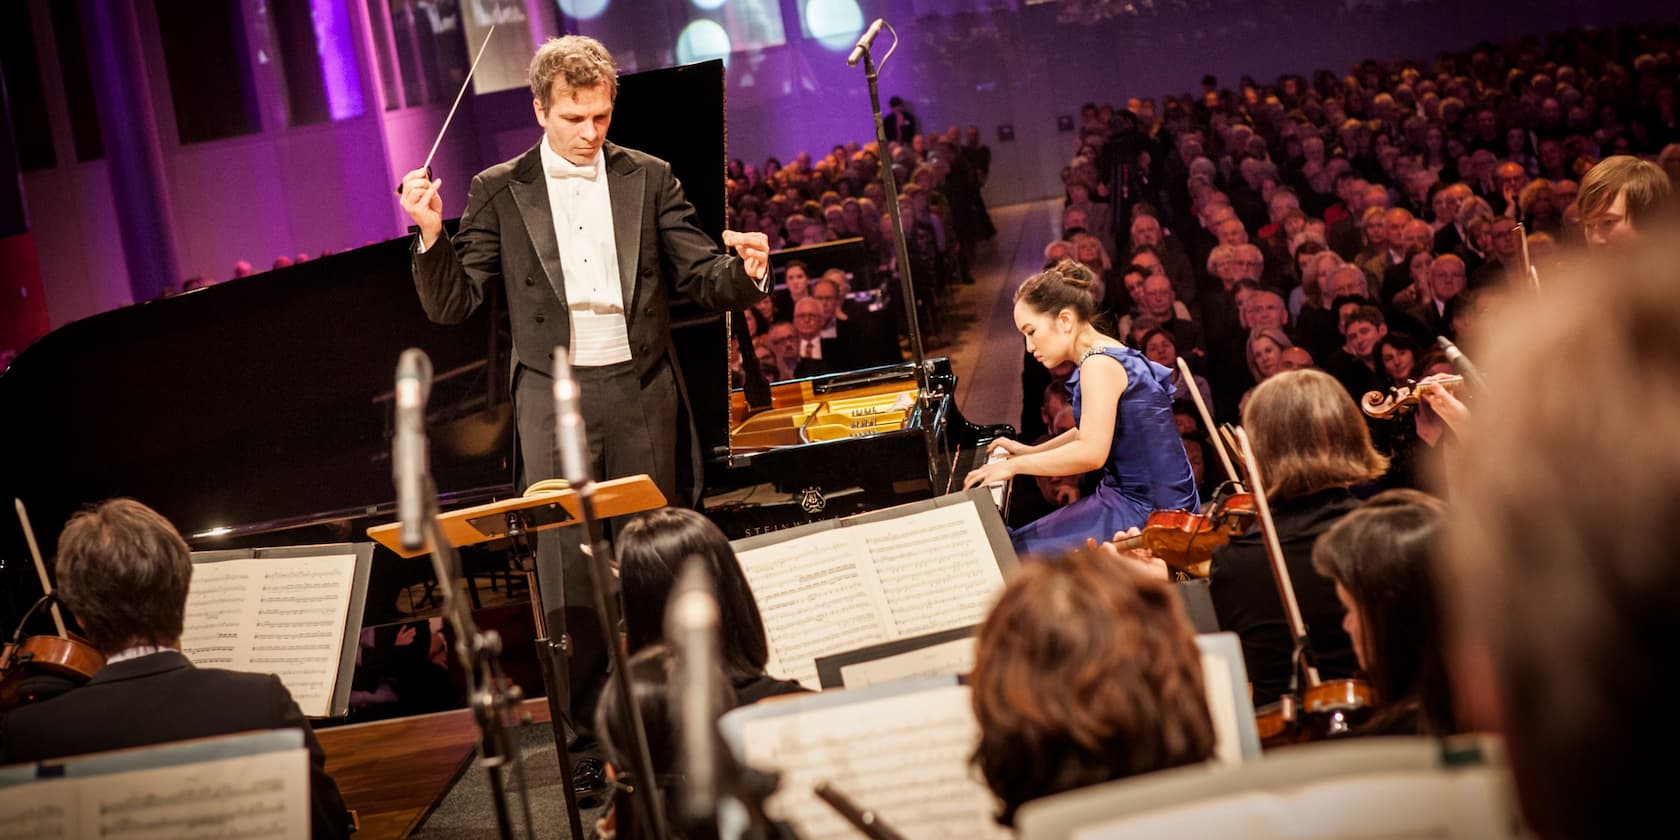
left=1516, top=220, right=1541, bottom=293
left=14, top=499, right=67, bottom=637
left=1233, top=429, right=1321, bottom=688
left=1177, top=357, right=1243, bottom=490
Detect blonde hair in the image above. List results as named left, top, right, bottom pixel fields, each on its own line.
left=530, top=35, right=618, bottom=107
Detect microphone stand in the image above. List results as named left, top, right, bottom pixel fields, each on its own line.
left=418, top=476, right=536, bottom=840
left=553, top=348, right=669, bottom=840
left=852, top=19, right=941, bottom=486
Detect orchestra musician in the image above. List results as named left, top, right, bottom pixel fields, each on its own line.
left=395, top=35, right=771, bottom=727
left=969, top=548, right=1214, bottom=826
left=1310, top=489, right=1459, bottom=736
left=1441, top=238, right=1680, bottom=838
left=964, top=260, right=1198, bottom=556
left=1208, top=369, right=1385, bottom=707
left=616, top=508, right=804, bottom=706
left=0, top=499, right=352, bottom=840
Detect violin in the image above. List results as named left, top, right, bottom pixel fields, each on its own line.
left=0, top=499, right=104, bottom=711
left=1232, top=430, right=1375, bottom=748
left=1109, top=489, right=1255, bottom=577
left=1361, top=374, right=1464, bottom=419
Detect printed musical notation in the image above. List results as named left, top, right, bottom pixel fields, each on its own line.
left=737, top=502, right=1004, bottom=689
left=741, top=685, right=1009, bottom=839
left=180, top=554, right=356, bottom=717
left=0, top=748, right=309, bottom=840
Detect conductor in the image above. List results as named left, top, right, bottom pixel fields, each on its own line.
left=396, top=36, right=769, bottom=729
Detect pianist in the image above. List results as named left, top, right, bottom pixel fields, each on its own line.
left=0, top=498, right=353, bottom=840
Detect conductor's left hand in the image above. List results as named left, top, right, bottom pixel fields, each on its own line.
left=723, top=229, right=771, bottom=282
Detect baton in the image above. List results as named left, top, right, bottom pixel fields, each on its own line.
left=394, top=24, right=497, bottom=196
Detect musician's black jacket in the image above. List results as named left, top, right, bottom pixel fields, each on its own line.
left=0, top=651, right=352, bottom=840
left=1208, top=486, right=1363, bottom=707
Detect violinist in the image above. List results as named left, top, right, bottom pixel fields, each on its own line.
left=0, top=499, right=352, bottom=840
left=964, top=260, right=1198, bottom=556
left=1209, top=369, right=1386, bottom=707
left=1310, top=490, right=1459, bottom=736
left=970, top=548, right=1214, bottom=826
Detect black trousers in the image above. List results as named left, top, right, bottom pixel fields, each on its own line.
left=513, top=354, right=680, bottom=732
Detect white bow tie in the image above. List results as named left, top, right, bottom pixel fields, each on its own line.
left=546, top=159, right=598, bottom=181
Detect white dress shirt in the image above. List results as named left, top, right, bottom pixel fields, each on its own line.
left=540, top=138, right=633, bottom=366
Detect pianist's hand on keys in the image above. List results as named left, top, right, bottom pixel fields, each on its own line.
left=962, top=437, right=1022, bottom=491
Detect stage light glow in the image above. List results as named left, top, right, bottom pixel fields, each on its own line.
left=691, top=0, right=729, bottom=10
left=804, top=0, right=864, bottom=52
left=559, top=0, right=611, bottom=21
left=676, top=19, right=732, bottom=65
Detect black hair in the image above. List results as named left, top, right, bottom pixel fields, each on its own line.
left=617, top=508, right=771, bottom=687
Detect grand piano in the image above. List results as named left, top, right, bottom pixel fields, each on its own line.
left=0, top=61, right=1011, bottom=653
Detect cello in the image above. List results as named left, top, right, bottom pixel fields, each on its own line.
left=0, top=499, right=104, bottom=710
left=1232, top=429, right=1375, bottom=746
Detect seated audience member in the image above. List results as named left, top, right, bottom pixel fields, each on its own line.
left=790, top=297, right=842, bottom=376
left=764, top=321, right=800, bottom=381
left=1441, top=240, right=1680, bottom=838
left=1324, top=304, right=1389, bottom=400
left=1121, top=274, right=1202, bottom=359
left=772, top=259, right=811, bottom=320
left=1140, top=328, right=1213, bottom=409
left=616, top=508, right=805, bottom=706
left=970, top=549, right=1215, bottom=826
left=1574, top=154, right=1673, bottom=246
left=1246, top=326, right=1295, bottom=383
left=1372, top=332, right=1423, bottom=388
left=1280, top=346, right=1315, bottom=372
left=1311, top=489, right=1459, bottom=736
left=1210, top=370, right=1384, bottom=706
left=0, top=499, right=352, bottom=839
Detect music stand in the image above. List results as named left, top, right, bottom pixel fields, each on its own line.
left=367, top=474, right=667, bottom=838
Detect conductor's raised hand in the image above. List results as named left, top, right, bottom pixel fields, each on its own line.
left=722, top=229, right=771, bottom=282
left=398, top=167, right=444, bottom=248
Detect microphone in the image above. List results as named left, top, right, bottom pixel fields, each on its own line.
left=1436, top=337, right=1488, bottom=392
left=846, top=18, right=885, bottom=67
left=551, top=348, right=590, bottom=487
left=394, top=348, right=433, bottom=552
left=666, top=556, right=722, bottom=825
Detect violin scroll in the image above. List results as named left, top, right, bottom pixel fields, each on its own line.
left=1361, top=374, right=1464, bottom=419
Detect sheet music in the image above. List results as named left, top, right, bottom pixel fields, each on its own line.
left=83, top=748, right=309, bottom=840
left=851, top=504, right=1003, bottom=637
left=1071, top=770, right=1517, bottom=840
left=180, top=554, right=356, bottom=717
left=736, top=502, right=1004, bottom=689
left=735, top=538, right=891, bottom=688
left=740, top=685, right=1009, bottom=839
left=0, top=778, right=77, bottom=840
left=0, top=750, right=308, bottom=840
left=838, top=637, right=977, bottom=689
left=1199, top=651, right=1241, bottom=766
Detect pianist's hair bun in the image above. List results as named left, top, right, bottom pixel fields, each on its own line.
left=1016, top=259, right=1097, bottom=320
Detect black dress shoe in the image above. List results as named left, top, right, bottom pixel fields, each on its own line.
left=573, top=755, right=608, bottom=809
